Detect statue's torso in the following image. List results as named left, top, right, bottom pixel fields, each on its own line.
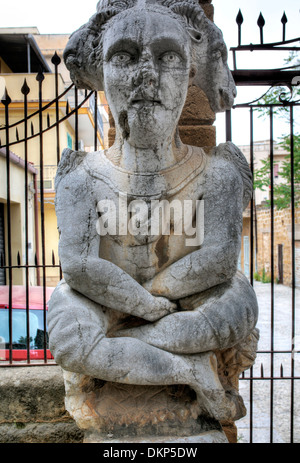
left=83, top=146, right=208, bottom=283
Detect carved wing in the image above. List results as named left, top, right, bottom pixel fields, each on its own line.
left=216, top=142, right=253, bottom=210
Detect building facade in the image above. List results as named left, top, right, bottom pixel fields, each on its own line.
left=239, top=140, right=300, bottom=287
left=0, top=27, right=108, bottom=287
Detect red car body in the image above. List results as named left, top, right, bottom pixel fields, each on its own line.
left=0, top=285, right=55, bottom=361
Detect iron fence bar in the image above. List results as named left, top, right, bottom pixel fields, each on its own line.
left=0, top=362, right=57, bottom=367
left=231, top=36, right=300, bottom=50
left=225, top=109, right=232, bottom=142
left=2, top=91, right=13, bottom=364
left=33, top=177, right=41, bottom=286
left=0, top=83, right=74, bottom=132
left=232, top=50, right=237, bottom=71
left=236, top=9, right=243, bottom=47
left=0, top=264, right=62, bottom=269
left=36, top=71, right=47, bottom=364
left=94, top=91, right=98, bottom=151
left=269, top=106, right=275, bottom=444
left=232, top=70, right=300, bottom=87
left=0, top=90, right=94, bottom=150
left=240, top=377, right=300, bottom=381
left=250, top=107, right=254, bottom=286
left=231, top=45, right=300, bottom=52
left=282, top=12, right=287, bottom=42
left=249, top=364, right=253, bottom=443
left=235, top=102, right=300, bottom=109
left=53, top=54, right=61, bottom=166
left=257, top=350, right=299, bottom=354
left=289, top=105, right=295, bottom=443
left=249, top=107, right=254, bottom=443
left=22, top=80, right=30, bottom=364
left=257, top=13, right=265, bottom=45
left=74, top=87, right=79, bottom=151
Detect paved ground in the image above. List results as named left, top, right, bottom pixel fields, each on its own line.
left=237, top=281, right=300, bottom=443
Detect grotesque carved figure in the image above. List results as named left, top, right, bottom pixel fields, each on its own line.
left=48, top=0, right=258, bottom=428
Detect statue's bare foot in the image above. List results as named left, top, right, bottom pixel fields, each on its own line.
left=187, top=352, right=246, bottom=422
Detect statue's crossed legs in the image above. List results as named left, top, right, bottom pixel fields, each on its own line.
left=48, top=271, right=257, bottom=422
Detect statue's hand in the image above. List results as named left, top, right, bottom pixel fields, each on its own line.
left=146, top=296, right=177, bottom=322
left=143, top=276, right=164, bottom=296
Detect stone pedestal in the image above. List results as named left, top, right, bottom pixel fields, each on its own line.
left=51, top=0, right=259, bottom=447
left=63, top=371, right=228, bottom=443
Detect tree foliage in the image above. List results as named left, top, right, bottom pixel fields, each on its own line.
left=253, top=134, right=300, bottom=209
left=255, top=52, right=300, bottom=119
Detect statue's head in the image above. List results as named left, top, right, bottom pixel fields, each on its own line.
left=64, top=0, right=236, bottom=147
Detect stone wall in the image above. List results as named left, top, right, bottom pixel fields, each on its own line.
left=0, top=365, right=238, bottom=443
left=0, top=366, right=83, bottom=443
left=0, top=1, right=240, bottom=445
left=255, top=205, right=300, bottom=287
left=108, top=0, right=216, bottom=149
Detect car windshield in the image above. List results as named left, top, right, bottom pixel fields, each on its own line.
left=0, top=309, right=48, bottom=349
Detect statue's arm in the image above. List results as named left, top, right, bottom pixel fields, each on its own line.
left=143, top=153, right=246, bottom=300
left=56, top=153, right=176, bottom=322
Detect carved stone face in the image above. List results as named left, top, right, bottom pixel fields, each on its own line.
left=102, top=9, right=191, bottom=149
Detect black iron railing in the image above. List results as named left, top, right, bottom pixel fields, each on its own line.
left=0, top=11, right=299, bottom=443
left=0, top=52, right=104, bottom=367
left=224, top=9, right=300, bottom=444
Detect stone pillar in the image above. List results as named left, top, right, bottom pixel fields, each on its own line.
left=57, top=0, right=259, bottom=446
left=179, top=0, right=216, bottom=150
left=63, top=372, right=228, bottom=443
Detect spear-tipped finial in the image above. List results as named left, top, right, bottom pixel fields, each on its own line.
left=236, top=9, right=244, bottom=46
left=36, top=68, right=45, bottom=83
left=21, top=78, right=30, bottom=96
left=51, top=51, right=61, bottom=67
left=281, top=12, right=288, bottom=41
left=257, top=12, right=266, bottom=44
left=1, top=87, right=11, bottom=106
left=236, top=9, right=244, bottom=25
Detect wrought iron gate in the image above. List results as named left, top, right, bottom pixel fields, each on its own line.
left=224, top=10, right=300, bottom=443
left=0, top=52, right=103, bottom=366
left=0, top=9, right=299, bottom=444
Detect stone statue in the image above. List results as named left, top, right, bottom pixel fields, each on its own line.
left=48, top=0, right=259, bottom=443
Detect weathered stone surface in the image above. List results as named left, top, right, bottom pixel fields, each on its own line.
left=48, top=0, right=259, bottom=443
left=84, top=431, right=228, bottom=443
left=202, top=4, right=214, bottom=22
left=220, top=421, right=238, bottom=444
left=0, top=366, right=67, bottom=424
left=0, top=366, right=84, bottom=443
left=179, top=125, right=216, bottom=147
left=63, top=370, right=226, bottom=436
left=0, top=422, right=83, bottom=444
left=109, top=125, right=217, bottom=149
left=179, top=86, right=216, bottom=126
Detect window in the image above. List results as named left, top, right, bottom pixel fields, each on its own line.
left=0, top=308, right=48, bottom=350
left=67, top=133, right=73, bottom=150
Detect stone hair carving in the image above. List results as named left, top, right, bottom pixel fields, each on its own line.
left=64, top=0, right=236, bottom=112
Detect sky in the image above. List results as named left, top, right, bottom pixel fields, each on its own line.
left=1, top=0, right=299, bottom=144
